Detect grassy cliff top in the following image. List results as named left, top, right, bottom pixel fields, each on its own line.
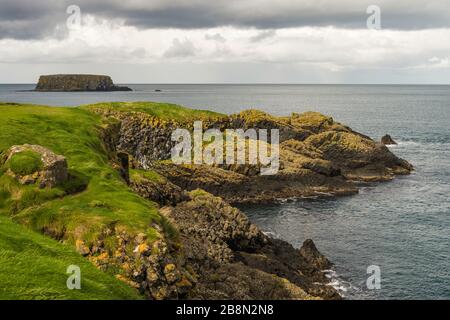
left=81, top=101, right=225, bottom=122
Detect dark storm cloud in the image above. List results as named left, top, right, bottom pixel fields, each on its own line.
left=0, top=0, right=67, bottom=39
left=1, top=0, right=450, bottom=40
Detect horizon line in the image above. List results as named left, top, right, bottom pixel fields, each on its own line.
left=2, top=83, right=450, bottom=86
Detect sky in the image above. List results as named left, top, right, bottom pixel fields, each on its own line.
left=1, top=0, right=450, bottom=84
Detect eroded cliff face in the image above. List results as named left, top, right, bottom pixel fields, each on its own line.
left=35, top=74, right=132, bottom=92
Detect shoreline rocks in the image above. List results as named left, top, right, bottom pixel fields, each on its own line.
left=35, top=74, right=132, bottom=92
left=381, top=134, right=398, bottom=145
left=157, top=190, right=340, bottom=299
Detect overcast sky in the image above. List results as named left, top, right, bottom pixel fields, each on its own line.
left=1, top=0, right=450, bottom=83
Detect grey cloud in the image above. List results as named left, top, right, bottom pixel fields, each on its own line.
left=250, top=30, right=276, bottom=42
left=205, top=33, right=226, bottom=43
left=164, top=38, right=197, bottom=58
left=0, top=0, right=68, bottom=39
left=2, top=0, right=450, bottom=40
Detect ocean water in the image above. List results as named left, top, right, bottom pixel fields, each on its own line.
left=1, top=84, right=449, bottom=299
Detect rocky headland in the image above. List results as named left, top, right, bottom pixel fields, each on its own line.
left=35, top=74, right=132, bottom=92
left=90, top=104, right=413, bottom=204
left=0, top=101, right=413, bottom=300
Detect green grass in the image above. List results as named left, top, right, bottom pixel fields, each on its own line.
left=130, top=169, right=164, bottom=183
left=7, top=150, right=43, bottom=176
left=81, top=101, right=225, bottom=122
left=0, top=215, right=142, bottom=300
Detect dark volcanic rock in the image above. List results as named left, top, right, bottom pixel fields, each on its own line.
left=159, top=191, right=340, bottom=299
left=299, top=239, right=332, bottom=270
left=381, top=134, right=398, bottom=145
left=35, top=74, right=132, bottom=92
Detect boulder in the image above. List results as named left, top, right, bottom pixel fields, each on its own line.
left=3, top=144, right=68, bottom=188
left=299, top=239, right=332, bottom=270
left=381, top=134, right=397, bottom=145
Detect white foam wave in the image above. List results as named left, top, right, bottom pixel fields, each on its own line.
left=389, top=140, right=450, bottom=148
left=322, top=269, right=358, bottom=298
left=262, top=230, right=280, bottom=239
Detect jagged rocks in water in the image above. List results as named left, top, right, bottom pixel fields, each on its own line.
left=2, top=144, right=68, bottom=188
left=299, top=239, right=332, bottom=270
left=381, top=134, right=398, bottom=145
left=35, top=74, right=132, bottom=92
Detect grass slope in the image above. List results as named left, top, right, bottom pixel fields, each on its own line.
left=0, top=215, right=141, bottom=300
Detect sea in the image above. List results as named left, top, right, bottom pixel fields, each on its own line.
left=1, top=84, right=449, bottom=299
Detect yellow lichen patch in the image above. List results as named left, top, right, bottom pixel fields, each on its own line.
left=135, top=243, right=150, bottom=254
left=289, top=111, right=335, bottom=131
left=75, top=239, right=90, bottom=256
left=115, top=274, right=140, bottom=289
left=305, top=131, right=375, bottom=153
left=164, top=263, right=176, bottom=273
left=234, top=109, right=277, bottom=123
left=97, top=252, right=109, bottom=262
left=90, top=252, right=110, bottom=267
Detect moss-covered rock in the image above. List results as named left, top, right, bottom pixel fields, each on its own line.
left=2, top=144, right=68, bottom=188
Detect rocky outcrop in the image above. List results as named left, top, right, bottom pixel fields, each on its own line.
left=381, top=134, right=398, bottom=145
left=35, top=74, right=132, bottom=92
left=157, top=190, right=339, bottom=299
left=299, top=239, right=332, bottom=270
left=130, top=171, right=189, bottom=206
left=2, top=144, right=68, bottom=188
left=73, top=223, right=197, bottom=300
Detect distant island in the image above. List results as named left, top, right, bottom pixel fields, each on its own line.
left=35, top=74, right=132, bottom=92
